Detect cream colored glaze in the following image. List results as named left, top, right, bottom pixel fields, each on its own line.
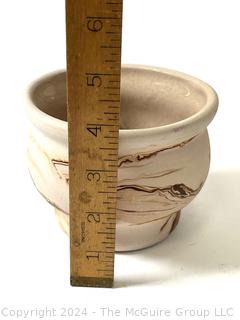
left=25, top=65, right=218, bottom=251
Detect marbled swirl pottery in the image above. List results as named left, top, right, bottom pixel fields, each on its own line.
left=25, top=65, right=218, bottom=251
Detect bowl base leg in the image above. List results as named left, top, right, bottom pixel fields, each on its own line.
left=54, top=209, right=181, bottom=252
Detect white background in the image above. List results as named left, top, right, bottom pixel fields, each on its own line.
left=0, top=0, right=239, bottom=319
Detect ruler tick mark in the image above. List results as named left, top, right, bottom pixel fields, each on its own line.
left=99, top=191, right=116, bottom=195
left=86, top=169, right=116, bottom=172
left=98, top=232, right=115, bottom=235
left=101, top=45, right=121, bottom=49
left=85, top=72, right=120, bottom=76
left=100, top=147, right=118, bottom=150
left=86, top=16, right=121, bottom=20
left=106, top=31, right=120, bottom=34
left=99, top=99, right=120, bottom=102
left=104, top=86, right=120, bottom=89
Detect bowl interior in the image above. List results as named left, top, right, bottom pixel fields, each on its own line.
left=30, top=68, right=207, bottom=129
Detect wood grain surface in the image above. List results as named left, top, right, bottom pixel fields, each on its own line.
left=66, top=0, right=123, bottom=287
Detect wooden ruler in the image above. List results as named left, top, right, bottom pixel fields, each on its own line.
left=66, top=0, right=123, bottom=287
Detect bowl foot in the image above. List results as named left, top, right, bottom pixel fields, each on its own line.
left=54, top=208, right=181, bottom=252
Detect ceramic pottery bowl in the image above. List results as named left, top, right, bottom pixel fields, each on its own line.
left=25, top=65, right=218, bottom=251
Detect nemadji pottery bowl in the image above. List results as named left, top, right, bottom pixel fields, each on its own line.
left=25, top=65, right=218, bottom=252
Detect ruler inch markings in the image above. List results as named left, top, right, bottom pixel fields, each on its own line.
left=66, top=0, right=122, bottom=288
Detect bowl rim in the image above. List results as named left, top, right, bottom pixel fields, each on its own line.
left=25, top=64, right=218, bottom=143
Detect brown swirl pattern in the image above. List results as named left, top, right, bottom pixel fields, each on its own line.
left=51, top=135, right=197, bottom=180
left=117, top=183, right=202, bottom=199
left=116, top=183, right=203, bottom=225
left=118, top=135, right=196, bottom=167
